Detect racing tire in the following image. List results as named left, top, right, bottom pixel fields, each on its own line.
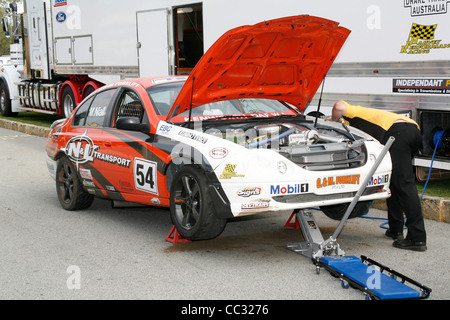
left=170, top=165, right=227, bottom=241
left=61, top=86, right=76, bottom=118
left=82, top=85, right=96, bottom=99
left=320, top=200, right=372, bottom=221
left=0, top=82, right=17, bottom=117
left=56, top=156, right=94, bottom=211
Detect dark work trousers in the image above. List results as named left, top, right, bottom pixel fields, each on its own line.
left=382, top=123, right=426, bottom=243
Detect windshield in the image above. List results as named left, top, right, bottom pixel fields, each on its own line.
left=174, top=98, right=297, bottom=122
left=146, top=81, right=184, bottom=116
left=146, top=81, right=299, bottom=121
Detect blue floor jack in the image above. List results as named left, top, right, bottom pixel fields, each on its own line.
left=287, top=137, right=432, bottom=300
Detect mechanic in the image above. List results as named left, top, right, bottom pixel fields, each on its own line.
left=328, top=100, right=427, bottom=252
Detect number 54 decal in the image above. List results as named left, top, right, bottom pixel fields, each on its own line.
left=134, top=158, right=158, bottom=195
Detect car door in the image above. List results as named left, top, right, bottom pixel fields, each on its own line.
left=67, top=87, right=119, bottom=198
left=100, top=87, right=161, bottom=204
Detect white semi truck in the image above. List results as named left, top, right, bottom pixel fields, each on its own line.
left=1, top=0, right=449, bottom=176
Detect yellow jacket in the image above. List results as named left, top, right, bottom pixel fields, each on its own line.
left=342, top=101, right=419, bottom=142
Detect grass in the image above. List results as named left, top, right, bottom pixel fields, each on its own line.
left=416, top=179, right=450, bottom=198
left=0, top=112, right=62, bottom=128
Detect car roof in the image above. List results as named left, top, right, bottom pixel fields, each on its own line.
left=103, top=76, right=188, bottom=91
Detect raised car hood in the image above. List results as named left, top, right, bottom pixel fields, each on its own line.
left=168, top=15, right=350, bottom=118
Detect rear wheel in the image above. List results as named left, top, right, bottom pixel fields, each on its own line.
left=170, top=166, right=227, bottom=240
left=56, top=156, right=94, bottom=210
left=82, top=85, right=96, bottom=99
left=61, top=86, right=76, bottom=118
left=320, top=200, right=372, bottom=221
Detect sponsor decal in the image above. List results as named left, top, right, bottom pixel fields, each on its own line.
left=56, top=12, right=66, bottom=23
left=393, top=79, right=450, bottom=94
left=64, top=131, right=98, bottom=167
left=82, top=180, right=96, bottom=188
left=241, top=202, right=270, bottom=210
left=307, top=221, right=317, bottom=229
left=219, top=164, right=244, bottom=179
left=152, top=76, right=188, bottom=84
left=64, top=130, right=131, bottom=168
left=93, top=152, right=131, bottom=167
left=178, top=130, right=208, bottom=144
left=181, top=111, right=294, bottom=122
left=54, top=0, right=67, bottom=7
left=400, top=23, right=450, bottom=55
left=119, top=180, right=134, bottom=192
left=79, top=168, right=93, bottom=180
left=367, top=174, right=389, bottom=186
left=105, top=81, right=141, bottom=88
left=404, top=0, right=449, bottom=16
left=209, top=147, right=229, bottom=159
left=158, top=124, right=172, bottom=135
left=237, top=187, right=261, bottom=197
left=106, top=185, right=116, bottom=191
left=270, top=183, right=309, bottom=195
left=316, top=175, right=360, bottom=189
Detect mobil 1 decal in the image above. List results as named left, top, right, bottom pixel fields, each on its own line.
left=134, top=157, right=158, bottom=195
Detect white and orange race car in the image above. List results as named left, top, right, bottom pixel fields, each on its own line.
left=46, top=16, right=392, bottom=240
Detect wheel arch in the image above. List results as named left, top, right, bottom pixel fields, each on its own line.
left=165, top=157, right=233, bottom=220
left=81, top=80, right=103, bottom=99
left=0, top=74, right=16, bottom=116
left=58, top=80, right=83, bottom=116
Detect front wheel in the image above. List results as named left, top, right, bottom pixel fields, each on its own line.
left=0, top=82, right=17, bottom=117
left=170, top=166, right=227, bottom=240
left=56, top=156, right=94, bottom=210
left=320, top=200, right=372, bottom=221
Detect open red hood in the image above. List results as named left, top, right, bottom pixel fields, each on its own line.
left=168, top=15, right=350, bottom=118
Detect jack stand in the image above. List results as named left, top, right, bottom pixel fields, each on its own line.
left=165, top=225, right=191, bottom=244
left=284, top=210, right=300, bottom=229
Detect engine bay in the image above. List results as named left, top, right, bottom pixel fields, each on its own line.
left=200, top=118, right=368, bottom=171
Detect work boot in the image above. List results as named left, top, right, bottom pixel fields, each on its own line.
left=385, top=229, right=404, bottom=240
left=393, top=238, right=427, bottom=252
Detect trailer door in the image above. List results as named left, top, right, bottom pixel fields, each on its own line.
left=26, top=0, right=51, bottom=79
left=137, top=9, right=173, bottom=77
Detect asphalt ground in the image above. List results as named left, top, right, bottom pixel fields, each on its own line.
left=0, top=127, right=449, bottom=307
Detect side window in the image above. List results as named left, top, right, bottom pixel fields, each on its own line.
left=72, top=96, right=93, bottom=126
left=115, top=90, right=145, bottom=125
left=84, top=89, right=117, bottom=127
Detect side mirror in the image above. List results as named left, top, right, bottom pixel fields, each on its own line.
left=2, top=17, right=10, bottom=38
left=116, top=117, right=150, bottom=132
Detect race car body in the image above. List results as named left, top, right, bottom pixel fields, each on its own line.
left=46, top=16, right=392, bottom=240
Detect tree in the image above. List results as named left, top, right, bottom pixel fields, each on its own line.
left=0, top=0, right=22, bottom=56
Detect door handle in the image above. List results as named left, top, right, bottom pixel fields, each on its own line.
left=103, top=141, right=112, bottom=147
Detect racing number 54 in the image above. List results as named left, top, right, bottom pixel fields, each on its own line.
left=134, top=158, right=158, bottom=194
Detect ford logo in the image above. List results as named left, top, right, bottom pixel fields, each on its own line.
left=56, top=12, right=66, bottom=23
